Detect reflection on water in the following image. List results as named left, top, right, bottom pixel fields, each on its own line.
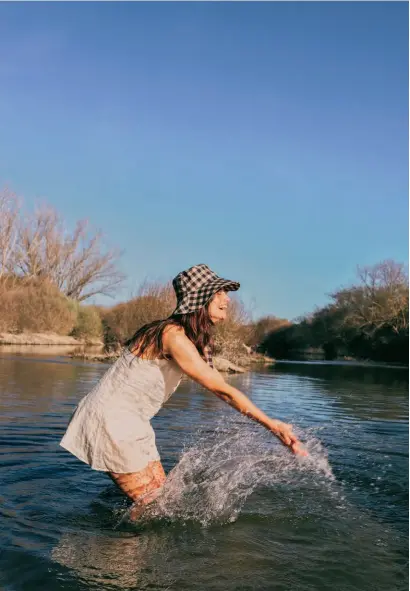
left=51, top=530, right=177, bottom=589
left=0, top=352, right=408, bottom=591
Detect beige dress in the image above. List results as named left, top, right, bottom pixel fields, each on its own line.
left=60, top=348, right=182, bottom=473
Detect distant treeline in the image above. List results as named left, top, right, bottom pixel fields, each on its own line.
left=257, top=261, right=409, bottom=364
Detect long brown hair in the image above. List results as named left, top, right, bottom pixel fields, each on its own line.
left=124, top=305, right=214, bottom=364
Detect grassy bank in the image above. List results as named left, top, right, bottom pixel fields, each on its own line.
left=0, top=332, right=102, bottom=346
left=0, top=276, right=104, bottom=343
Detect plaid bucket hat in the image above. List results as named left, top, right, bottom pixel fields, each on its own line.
left=172, top=264, right=240, bottom=316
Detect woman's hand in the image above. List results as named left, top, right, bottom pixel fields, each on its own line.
left=269, top=420, right=308, bottom=456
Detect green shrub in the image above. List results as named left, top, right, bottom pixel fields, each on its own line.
left=0, top=277, right=76, bottom=334
left=71, top=305, right=103, bottom=341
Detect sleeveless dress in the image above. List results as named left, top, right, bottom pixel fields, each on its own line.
left=60, top=348, right=182, bottom=473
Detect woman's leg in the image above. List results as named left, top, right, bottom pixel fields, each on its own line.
left=108, top=460, right=166, bottom=519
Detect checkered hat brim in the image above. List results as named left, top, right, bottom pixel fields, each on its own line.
left=172, top=264, right=240, bottom=315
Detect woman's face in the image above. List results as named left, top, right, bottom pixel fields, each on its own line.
left=208, top=290, right=231, bottom=324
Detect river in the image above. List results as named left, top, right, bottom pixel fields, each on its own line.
left=0, top=351, right=408, bottom=590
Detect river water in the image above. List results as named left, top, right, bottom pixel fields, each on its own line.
left=0, top=351, right=408, bottom=590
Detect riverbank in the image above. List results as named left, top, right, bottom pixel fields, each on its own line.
left=68, top=350, right=275, bottom=374
left=0, top=332, right=103, bottom=346
left=278, top=353, right=409, bottom=369
left=0, top=332, right=274, bottom=373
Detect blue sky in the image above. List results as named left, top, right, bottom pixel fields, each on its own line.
left=0, top=2, right=408, bottom=319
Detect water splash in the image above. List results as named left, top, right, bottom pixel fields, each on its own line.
left=125, top=417, right=337, bottom=527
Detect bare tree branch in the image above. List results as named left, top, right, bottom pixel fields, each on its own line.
left=331, top=260, right=409, bottom=335
left=0, top=188, right=20, bottom=277
left=14, top=202, right=125, bottom=300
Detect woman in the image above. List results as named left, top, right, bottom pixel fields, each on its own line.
left=60, top=264, right=306, bottom=517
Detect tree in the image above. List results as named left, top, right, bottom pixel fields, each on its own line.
left=214, top=298, right=253, bottom=354
left=247, top=315, right=290, bottom=348
left=262, top=260, right=409, bottom=363
left=331, top=260, right=408, bottom=335
left=14, top=202, right=125, bottom=301
left=0, top=188, right=20, bottom=278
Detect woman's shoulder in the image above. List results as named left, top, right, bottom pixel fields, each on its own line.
left=163, top=323, right=185, bottom=337
left=162, top=323, right=192, bottom=359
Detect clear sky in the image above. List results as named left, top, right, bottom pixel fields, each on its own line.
left=0, top=2, right=408, bottom=320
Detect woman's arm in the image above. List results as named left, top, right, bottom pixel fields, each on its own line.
left=163, top=327, right=307, bottom=455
